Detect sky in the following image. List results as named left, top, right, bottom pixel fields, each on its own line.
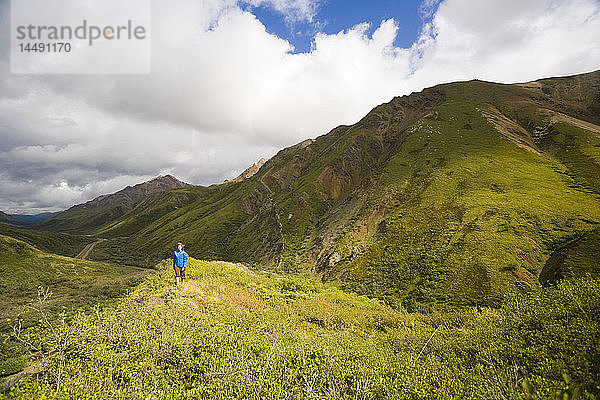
left=0, top=0, right=599, bottom=214
left=245, top=0, right=424, bottom=53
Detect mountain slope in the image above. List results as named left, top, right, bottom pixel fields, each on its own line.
left=0, top=211, right=18, bottom=225
left=539, top=226, right=600, bottom=285
left=36, top=175, right=190, bottom=234
left=43, top=71, right=600, bottom=308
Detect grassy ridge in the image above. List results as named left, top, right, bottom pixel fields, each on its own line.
left=0, top=235, right=150, bottom=377
left=0, top=235, right=150, bottom=329
left=35, top=175, right=190, bottom=234
left=3, top=258, right=599, bottom=398
left=35, top=204, right=131, bottom=234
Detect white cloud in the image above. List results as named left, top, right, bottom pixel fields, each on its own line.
left=418, top=0, right=442, bottom=19
left=1, top=0, right=599, bottom=213
left=410, top=0, right=600, bottom=87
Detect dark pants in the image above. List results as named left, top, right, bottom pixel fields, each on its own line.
left=173, top=265, right=186, bottom=279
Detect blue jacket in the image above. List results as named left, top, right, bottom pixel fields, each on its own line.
left=173, top=249, right=188, bottom=268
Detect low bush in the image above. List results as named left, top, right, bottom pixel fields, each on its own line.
left=3, top=260, right=599, bottom=399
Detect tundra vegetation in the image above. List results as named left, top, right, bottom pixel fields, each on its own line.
left=2, top=258, right=599, bottom=399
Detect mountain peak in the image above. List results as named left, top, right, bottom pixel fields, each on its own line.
left=36, top=174, right=193, bottom=232
left=227, top=158, right=268, bottom=183
left=149, top=174, right=178, bottom=182
left=84, top=175, right=190, bottom=208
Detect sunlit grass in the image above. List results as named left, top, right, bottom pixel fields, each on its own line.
left=3, top=258, right=599, bottom=399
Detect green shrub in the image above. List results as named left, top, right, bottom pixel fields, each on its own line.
left=4, top=259, right=599, bottom=399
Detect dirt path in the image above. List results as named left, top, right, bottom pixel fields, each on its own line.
left=75, top=239, right=105, bottom=260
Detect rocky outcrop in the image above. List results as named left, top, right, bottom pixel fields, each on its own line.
left=228, top=158, right=268, bottom=183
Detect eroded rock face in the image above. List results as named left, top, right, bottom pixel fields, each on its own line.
left=229, top=158, right=268, bottom=183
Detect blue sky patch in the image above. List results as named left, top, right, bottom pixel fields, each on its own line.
left=244, top=0, right=428, bottom=53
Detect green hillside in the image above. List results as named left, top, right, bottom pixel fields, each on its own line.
left=0, top=235, right=149, bottom=327
left=34, top=71, right=600, bottom=310
left=3, top=259, right=598, bottom=398
left=0, top=235, right=150, bottom=377
left=336, top=80, right=600, bottom=309
left=0, top=223, right=95, bottom=258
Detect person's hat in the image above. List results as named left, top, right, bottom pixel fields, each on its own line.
left=177, top=242, right=184, bottom=246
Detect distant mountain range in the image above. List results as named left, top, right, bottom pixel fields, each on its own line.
left=0, top=210, right=60, bottom=225
left=31, top=70, right=600, bottom=309
left=36, top=174, right=190, bottom=233
left=12, top=212, right=60, bottom=224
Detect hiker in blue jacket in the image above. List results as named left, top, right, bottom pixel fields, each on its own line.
left=173, top=242, right=188, bottom=286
